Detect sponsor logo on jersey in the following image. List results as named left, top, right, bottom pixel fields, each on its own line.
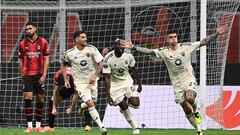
left=175, top=59, right=182, bottom=66
left=80, top=60, right=87, bottom=66
left=118, top=68, right=124, bottom=73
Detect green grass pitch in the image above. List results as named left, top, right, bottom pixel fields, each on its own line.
left=0, top=128, right=240, bottom=135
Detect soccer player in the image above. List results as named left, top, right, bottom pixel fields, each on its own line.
left=120, top=25, right=228, bottom=135
left=43, top=67, right=87, bottom=132
left=103, top=39, right=142, bottom=135
left=18, top=22, right=49, bottom=132
left=77, top=46, right=110, bottom=132
left=61, top=31, right=107, bottom=135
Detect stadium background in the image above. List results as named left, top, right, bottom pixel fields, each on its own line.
left=0, top=0, right=239, bottom=130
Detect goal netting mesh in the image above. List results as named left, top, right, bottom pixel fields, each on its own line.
left=0, top=0, right=239, bottom=130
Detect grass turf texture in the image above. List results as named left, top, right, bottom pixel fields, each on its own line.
left=0, top=128, right=240, bottom=135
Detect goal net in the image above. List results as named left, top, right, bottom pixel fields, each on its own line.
left=0, top=0, right=239, bottom=130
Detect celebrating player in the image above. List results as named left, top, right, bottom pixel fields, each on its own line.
left=61, top=31, right=107, bottom=135
left=18, top=22, right=49, bottom=132
left=120, top=25, right=228, bottom=135
left=103, top=39, right=142, bottom=134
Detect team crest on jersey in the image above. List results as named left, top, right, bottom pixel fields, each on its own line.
left=124, top=60, right=128, bottom=65
left=86, top=52, right=90, bottom=57
left=180, top=52, right=185, bottom=56
left=37, top=45, right=40, bottom=50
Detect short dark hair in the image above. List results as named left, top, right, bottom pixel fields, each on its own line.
left=25, top=22, right=36, bottom=27
left=73, top=31, right=86, bottom=40
left=166, top=30, right=178, bottom=35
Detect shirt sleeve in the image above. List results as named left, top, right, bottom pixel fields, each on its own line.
left=61, top=51, right=70, bottom=65
left=189, top=41, right=201, bottom=53
left=92, top=46, right=104, bottom=63
left=153, top=48, right=163, bottom=59
left=43, top=40, right=50, bottom=56
left=128, top=54, right=136, bottom=67
left=18, top=41, right=24, bottom=58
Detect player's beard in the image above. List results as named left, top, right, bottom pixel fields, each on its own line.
left=171, top=42, right=178, bottom=46
left=27, top=33, right=34, bottom=38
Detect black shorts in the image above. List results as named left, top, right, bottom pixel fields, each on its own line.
left=59, top=86, right=76, bottom=100
left=22, top=74, right=45, bottom=94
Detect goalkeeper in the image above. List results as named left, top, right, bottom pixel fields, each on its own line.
left=43, top=67, right=91, bottom=132
left=120, top=25, right=228, bottom=135
left=103, top=39, right=142, bottom=135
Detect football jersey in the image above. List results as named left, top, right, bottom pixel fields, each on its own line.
left=62, top=45, right=103, bottom=83
left=54, top=67, right=74, bottom=86
left=154, top=41, right=200, bottom=85
left=103, top=51, right=135, bottom=89
left=18, top=37, right=49, bottom=76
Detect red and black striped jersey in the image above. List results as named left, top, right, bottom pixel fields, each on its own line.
left=54, top=67, right=74, bottom=87
left=19, top=37, right=49, bottom=76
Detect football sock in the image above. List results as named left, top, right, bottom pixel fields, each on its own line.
left=35, top=102, right=44, bottom=127
left=84, top=110, right=91, bottom=126
left=121, top=108, right=137, bottom=129
left=24, top=99, right=33, bottom=126
left=48, top=100, right=55, bottom=128
left=88, top=106, right=103, bottom=128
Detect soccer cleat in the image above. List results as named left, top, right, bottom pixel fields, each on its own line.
left=84, top=125, right=92, bottom=131
left=133, top=128, right=140, bottom=134
left=194, top=112, right=202, bottom=125
left=34, top=127, right=44, bottom=133
left=43, top=126, right=54, bottom=132
left=78, top=107, right=84, bottom=116
left=100, top=127, right=108, bottom=135
left=197, top=131, right=203, bottom=135
left=24, top=127, right=33, bottom=133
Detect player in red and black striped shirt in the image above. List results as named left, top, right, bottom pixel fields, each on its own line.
left=43, top=67, right=92, bottom=132
left=18, top=22, right=49, bottom=133
left=43, top=67, right=77, bottom=132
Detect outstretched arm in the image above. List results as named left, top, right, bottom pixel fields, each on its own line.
left=120, top=40, right=155, bottom=54
left=200, top=24, right=228, bottom=46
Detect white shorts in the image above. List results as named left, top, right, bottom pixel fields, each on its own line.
left=110, top=85, right=139, bottom=105
left=173, top=79, right=198, bottom=104
left=74, top=82, right=98, bottom=102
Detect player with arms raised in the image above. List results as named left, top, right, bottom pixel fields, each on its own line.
left=120, top=25, right=228, bottom=135
left=61, top=31, right=107, bottom=135
left=103, top=39, right=142, bottom=134
left=18, top=22, right=49, bottom=132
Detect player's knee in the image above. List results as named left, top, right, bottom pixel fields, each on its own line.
left=185, top=90, right=196, bottom=104
left=119, top=105, right=128, bottom=111
left=129, top=101, right=140, bottom=108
